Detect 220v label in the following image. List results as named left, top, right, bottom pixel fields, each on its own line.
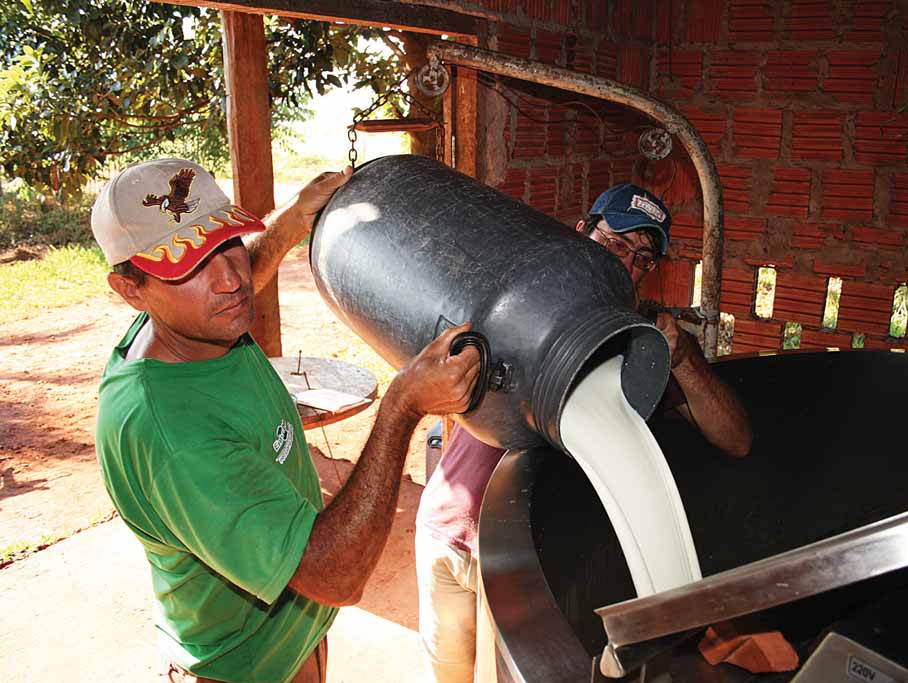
left=847, top=654, right=897, bottom=683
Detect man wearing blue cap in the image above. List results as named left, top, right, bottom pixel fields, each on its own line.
left=414, top=183, right=753, bottom=683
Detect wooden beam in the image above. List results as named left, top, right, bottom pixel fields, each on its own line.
left=221, top=11, right=282, bottom=357
left=453, top=65, right=478, bottom=177
left=165, top=0, right=480, bottom=37
left=352, top=118, right=439, bottom=133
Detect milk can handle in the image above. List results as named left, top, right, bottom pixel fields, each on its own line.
left=449, top=331, right=491, bottom=413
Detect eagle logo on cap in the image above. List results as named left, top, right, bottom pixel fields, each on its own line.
left=143, top=168, right=201, bottom=223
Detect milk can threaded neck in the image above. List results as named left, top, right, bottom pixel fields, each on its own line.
left=532, top=310, right=670, bottom=451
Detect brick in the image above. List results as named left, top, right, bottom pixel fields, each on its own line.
left=619, top=45, right=648, bottom=89
left=546, top=106, right=570, bottom=158
left=813, top=259, right=867, bottom=278
left=767, top=167, right=811, bottom=219
left=891, top=172, right=908, bottom=226
left=678, top=105, right=725, bottom=157
left=587, top=0, right=609, bottom=32
left=791, top=222, right=845, bottom=249
left=552, top=0, right=572, bottom=25
left=721, top=267, right=757, bottom=317
left=862, top=336, right=908, bottom=350
left=791, top=111, right=844, bottom=161
left=528, top=167, right=558, bottom=215
left=726, top=216, right=768, bottom=241
left=892, top=48, right=908, bottom=112
left=600, top=120, right=631, bottom=157
left=851, top=226, right=904, bottom=247
left=728, top=0, right=775, bottom=43
left=732, top=318, right=783, bottom=354
left=525, top=0, right=552, bottom=22
left=513, top=109, right=547, bottom=160
left=717, top=163, right=753, bottom=213
left=556, top=163, right=584, bottom=225
left=687, top=0, right=724, bottom=42
left=671, top=212, right=704, bottom=251
left=565, top=36, right=593, bottom=74
left=573, top=111, right=601, bottom=156
left=709, top=51, right=761, bottom=99
left=772, top=271, right=827, bottom=325
left=764, top=51, right=819, bottom=94
left=587, top=160, right=611, bottom=206
left=821, top=168, right=874, bottom=222
left=837, top=280, right=895, bottom=336
left=854, top=111, right=908, bottom=166
left=734, top=108, right=783, bottom=160
left=798, top=328, right=854, bottom=349
left=744, top=256, right=795, bottom=269
left=784, top=0, right=836, bottom=41
left=496, top=24, right=531, bottom=59
left=825, top=51, right=880, bottom=107
left=652, top=157, right=700, bottom=207
left=611, top=158, right=636, bottom=185
left=638, top=259, right=693, bottom=307
left=595, top=41, right=618, bottom=79
left=497, top=167, right=527, bottom=201
left=613, top=0, right=654, bottom=40
left=654, top=0, right=684, bottom=43
left=535, top=29, right=563, bottom=66
left=656, top=49, right=703, bottom=97
left=843, top=0, right=889, bottom=43
left=482, top=0, right=519, bottom=10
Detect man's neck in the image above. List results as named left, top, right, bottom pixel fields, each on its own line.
left=125, top=317, right=238, bottom=363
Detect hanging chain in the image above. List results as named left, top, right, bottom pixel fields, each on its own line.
left=347, top=66, right=447, bottom=169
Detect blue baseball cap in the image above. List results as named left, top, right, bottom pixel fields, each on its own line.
left=588, top=183, right=671, bottom=255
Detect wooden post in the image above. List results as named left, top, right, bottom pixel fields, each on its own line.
left=221, top=10, right=282, bottom=357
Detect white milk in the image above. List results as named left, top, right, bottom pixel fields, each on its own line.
left=560, top=355, right=702, bottom=597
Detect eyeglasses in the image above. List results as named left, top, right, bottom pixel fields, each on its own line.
left=588, top=220, right=658, bottom=272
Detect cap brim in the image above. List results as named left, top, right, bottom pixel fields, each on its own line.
left=603, top=211, right=669, bottom=255
left=130, top=204, right=265, bottom=280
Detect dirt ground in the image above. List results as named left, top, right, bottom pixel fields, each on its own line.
left=0, top=249, right=435, bottom=680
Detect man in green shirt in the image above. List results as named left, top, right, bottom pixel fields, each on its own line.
left=91, top=158, right=480, bottom=683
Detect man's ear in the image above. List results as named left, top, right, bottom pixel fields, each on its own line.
left=575, top=219, right=586, bottom=234
left=107, top=273, right=147, bottom=312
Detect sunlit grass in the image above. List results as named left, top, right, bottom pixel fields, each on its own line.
left=754, top=266, right=776, bottom=319
left=0, top=245, right=110, bottom=323
left=890, top=284, right=907, bottom=338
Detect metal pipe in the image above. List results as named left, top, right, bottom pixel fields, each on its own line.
left=427, top=41, right=724, bottom=357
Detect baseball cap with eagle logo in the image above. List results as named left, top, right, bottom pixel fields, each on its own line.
left=91, top=158, right=265, bottom=280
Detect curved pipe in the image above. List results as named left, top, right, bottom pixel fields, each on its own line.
left=427, top=41, right=724, bottom=357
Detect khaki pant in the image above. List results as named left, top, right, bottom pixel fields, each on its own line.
left=415, top=527, right=479, bottom=683
left=161, top=637, right=327, bottom=683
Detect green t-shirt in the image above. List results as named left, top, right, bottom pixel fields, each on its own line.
left=96, top=313, right=337, bottom=683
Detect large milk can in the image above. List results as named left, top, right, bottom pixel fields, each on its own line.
left=310, top=154, right=669, bottom=450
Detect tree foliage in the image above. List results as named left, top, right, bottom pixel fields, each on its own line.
left=0, top=0, right=404, bottom=200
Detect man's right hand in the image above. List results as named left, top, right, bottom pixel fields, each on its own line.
left=390, top=323, right=482, bottom=420
left=288, top=324, right=481, bottom=607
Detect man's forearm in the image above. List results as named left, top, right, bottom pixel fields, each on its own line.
left=673, top=349, right=753, bottom=457
left=243, top=167, right=352, bottom=294
left=244, top=202, right=313, bottom=294
left=287, top=380, right=421, bottom=606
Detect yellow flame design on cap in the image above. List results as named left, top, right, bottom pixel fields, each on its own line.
left=135, top=205, right=259, bottom=263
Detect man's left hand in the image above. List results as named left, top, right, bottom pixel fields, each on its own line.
left=656, top=312, right=697, bottom=369
left=289, top=166, right=353, bottom=225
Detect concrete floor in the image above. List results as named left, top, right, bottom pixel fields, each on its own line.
left=0, top=500, right=427, bottom=682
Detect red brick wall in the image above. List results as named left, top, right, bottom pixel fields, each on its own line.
left=473, top=1, right=655, bottom=225
left=471, top=0, right=908, bottom=355
left=646, top=0, right=908, bottom=354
